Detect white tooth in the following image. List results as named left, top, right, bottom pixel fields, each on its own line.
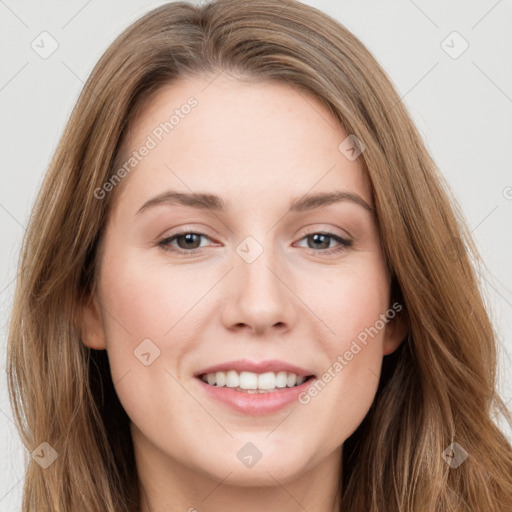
left=215, top=371, right=226, bottom=387
left=258, top=372, right=276, bottom=390
left=275, top=371, right=288, bottom=388
left=286, top=373, right=297, bottom=387
left=239, top=371, right=258, bottom=389
left=202, top=370, right=305, bottom=390
left=225, top=370, right=240, bottom=388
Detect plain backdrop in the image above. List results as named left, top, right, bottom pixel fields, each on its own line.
left=1, top=0, right=511, bottom=509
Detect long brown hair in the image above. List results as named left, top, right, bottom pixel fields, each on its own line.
left=7, top=1, right=512, bottom=510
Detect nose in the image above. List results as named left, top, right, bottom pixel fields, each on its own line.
left=220, top=239, right=298, bottom=336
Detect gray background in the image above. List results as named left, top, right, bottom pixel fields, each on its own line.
left=1, top=0, right=511, bottom=509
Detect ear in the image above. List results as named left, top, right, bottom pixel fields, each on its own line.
left=80, top=294, right=107, bottom=350
left=382, top=305, right=408, bottom=356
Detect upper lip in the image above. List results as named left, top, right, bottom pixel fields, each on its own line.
left=194, top=358, right=315, bottom=378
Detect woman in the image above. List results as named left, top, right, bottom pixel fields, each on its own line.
left=7, top=0, right=512, bottom=510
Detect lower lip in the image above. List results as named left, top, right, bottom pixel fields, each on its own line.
left=195, top=377, right=316, bottom=416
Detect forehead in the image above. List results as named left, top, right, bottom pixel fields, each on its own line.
left=111, top=73, right=371, bottom=215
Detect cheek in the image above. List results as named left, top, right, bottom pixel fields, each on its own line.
left=97, top=248, right=206, bottom=433
left=304, top=254, right=390, bottom=353
left=99, top=245, right=209, bottom=339
left=295, top=258, right=390, bottom=439
left=97, top=244, right=211, bottom=392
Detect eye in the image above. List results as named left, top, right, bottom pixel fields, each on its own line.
left=157, top=230, right=352, bottom=256
left=158, top=231, right=213, bottom=255
left=294, top=232, right=352, bottom=255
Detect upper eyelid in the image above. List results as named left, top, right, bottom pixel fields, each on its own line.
left=162, top=222, right=352, bottom=239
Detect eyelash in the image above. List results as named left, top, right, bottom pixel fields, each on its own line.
left=157, top=230, right=353, bottom=256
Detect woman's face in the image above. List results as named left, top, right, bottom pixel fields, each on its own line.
left=82, top=73, right=405, bottom=491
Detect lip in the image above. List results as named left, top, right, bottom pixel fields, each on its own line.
left=194, top=375, right=316, bottom=416
left=194, top=358, right=315, bottom=378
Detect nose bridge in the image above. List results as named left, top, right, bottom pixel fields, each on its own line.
left=238, top=234, right=282, bottom=293
left=222, top=231, right=296, bottom=333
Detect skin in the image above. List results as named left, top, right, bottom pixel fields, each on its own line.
left=82, top=72, right=407, bottom=512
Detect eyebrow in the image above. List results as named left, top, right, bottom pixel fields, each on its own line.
left=136, top=189, right=374, bottom=215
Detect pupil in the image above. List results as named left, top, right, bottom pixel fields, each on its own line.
left=179, top=233, right=200, bottom=249
left=311, top=234, right=329, bottom=249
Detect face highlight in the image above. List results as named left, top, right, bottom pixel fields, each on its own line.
left=82, top=73, right=406, bottom=510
